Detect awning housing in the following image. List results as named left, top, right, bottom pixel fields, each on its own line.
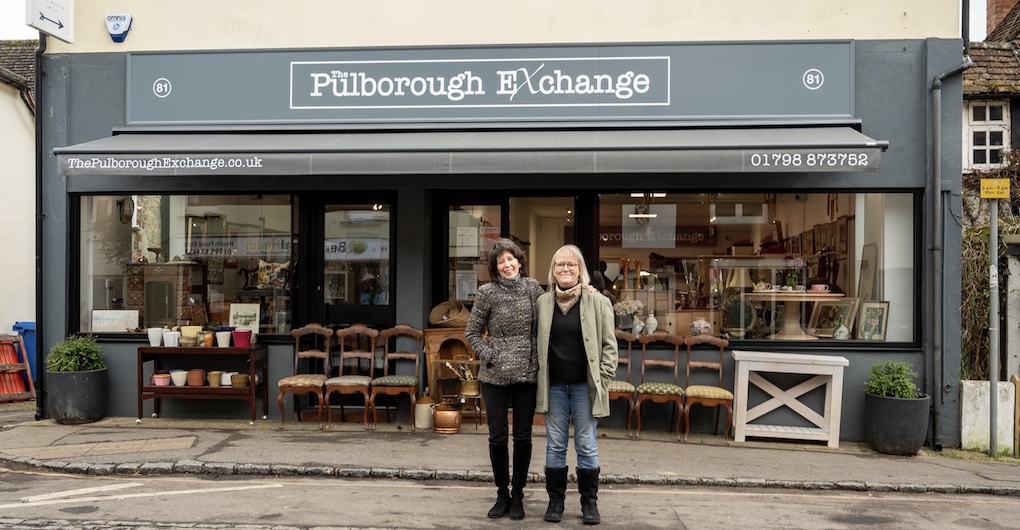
left=55, top=127, right=887, bottom=176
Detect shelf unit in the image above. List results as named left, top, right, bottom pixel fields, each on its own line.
left=137, top=344, right=269, bottom=423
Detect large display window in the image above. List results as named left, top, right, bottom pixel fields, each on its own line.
left=598, top=192, right=915, bottom=343
left=78, top=194, right=294, bottom=334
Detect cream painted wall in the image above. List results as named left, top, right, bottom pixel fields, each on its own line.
left=48, top=1, right=959, bottom=53
left=0, top=83, right=36, bottom=332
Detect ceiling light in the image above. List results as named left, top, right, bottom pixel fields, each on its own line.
left=629, top=213, right=658, bottom=219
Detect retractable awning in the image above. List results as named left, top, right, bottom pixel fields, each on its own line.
left=55, top=127, right=887, bottom=176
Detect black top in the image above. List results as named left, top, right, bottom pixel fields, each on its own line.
left=548, top=301, right=587, bottom=385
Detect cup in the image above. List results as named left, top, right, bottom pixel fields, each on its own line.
left=162, top=330, right=181, bottom=347
left=794, top=285, right=807, bottom=292
left=780, top=285, right=792, bottom=291
left=232, top=329, right=253, bottom=348
left=810, top=284, right=830, bottom=293
left=754, top=281, right=771, bottom=292
left=180, top=325, right=202, bottom=339
left=147, top=327, right=164, bottom=347
left=215, top=331, right=232, bottom=348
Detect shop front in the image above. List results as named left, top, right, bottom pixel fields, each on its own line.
left=42, top=39, right=963, bottom=442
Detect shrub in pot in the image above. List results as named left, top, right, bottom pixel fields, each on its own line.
left=45, top=334, right=108, bottom=424
left=863, top=360, right=930, bottom=455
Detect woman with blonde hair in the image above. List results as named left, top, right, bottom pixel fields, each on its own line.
left=534, top=244, right=618, bottom=525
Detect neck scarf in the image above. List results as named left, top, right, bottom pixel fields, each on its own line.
left=555, top=282, right=584, bottom=315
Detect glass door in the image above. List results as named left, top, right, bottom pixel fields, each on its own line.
left=320, top=200, right=393, bottom=327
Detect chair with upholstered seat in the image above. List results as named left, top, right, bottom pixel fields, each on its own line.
left=277, top=323, right=333, bottom=429
left=633, top=330, right=685, bottom=440
left=325, top=324, right=379, bottom=429
left=682, top=334, right=733, bottom=442
left=610, top=329, right=638, bottom=437
left=369, top=324, right=423, bottom=430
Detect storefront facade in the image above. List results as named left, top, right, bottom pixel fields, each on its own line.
left=37, top=2, right=964, bottom=444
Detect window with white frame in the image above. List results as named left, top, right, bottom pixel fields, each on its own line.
left=964, top=100, right=1009, bottom=169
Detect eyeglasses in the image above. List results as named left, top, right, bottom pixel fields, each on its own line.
left=554, top=262, right=579, bottom=270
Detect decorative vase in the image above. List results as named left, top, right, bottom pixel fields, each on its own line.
left=619, top=313, right=634, bottom=330
left=645, top=311, right=658, bottom=334
left=690, top=317, right=712, bottom=336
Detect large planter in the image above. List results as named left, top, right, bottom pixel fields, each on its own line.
left=46, top=368, right=108, bottom=424
left=863, top=392, right=931, bottom=455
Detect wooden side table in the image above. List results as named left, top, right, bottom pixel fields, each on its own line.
left=732, top=350, right=849, bottom=448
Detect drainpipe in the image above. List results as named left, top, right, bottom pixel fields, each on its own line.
left=34, top=33, right=46, bottom=421
left=930, top=54, right=973, bottom=451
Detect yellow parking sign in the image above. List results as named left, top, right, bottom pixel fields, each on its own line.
left=981, top=178, right=1010, bottom=199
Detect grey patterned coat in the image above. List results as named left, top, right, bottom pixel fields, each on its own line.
left=465, top=276, right=545, bottom=386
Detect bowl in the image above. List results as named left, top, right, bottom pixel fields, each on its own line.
left=169, top=370, right=188, bottom=386
left=179, top=335, right=199, bottom=347
left=230, top=373, right=249, bottom=388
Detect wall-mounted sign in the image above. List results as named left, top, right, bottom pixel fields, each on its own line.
left=26, top=0, right=73, bottom=43
left=126, top=41, right=855, bottom=125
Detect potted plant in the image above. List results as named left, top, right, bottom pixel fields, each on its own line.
left=45, top=334, right=108, bottom=424
left=862, top=360, right=931, bottom=455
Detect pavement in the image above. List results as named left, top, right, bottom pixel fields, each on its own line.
left=2, top=399, right=1019, bottom=496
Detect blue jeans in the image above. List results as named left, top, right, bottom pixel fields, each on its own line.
left=545, top=382, right=599, bottom=469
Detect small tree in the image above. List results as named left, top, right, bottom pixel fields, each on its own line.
left=864, top=360, right=921, bottom=399
left=46, top=335, right=106, bottom=372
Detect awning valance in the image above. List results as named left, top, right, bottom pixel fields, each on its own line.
left=55, top=127, right=887, bottom=176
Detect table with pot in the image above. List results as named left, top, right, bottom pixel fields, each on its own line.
left=741, top=284, right=843, bottom=340
left=136, top=342, right=269, bottom=424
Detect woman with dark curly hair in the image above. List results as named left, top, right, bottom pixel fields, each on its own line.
left=465, top=238, right=545, bottom=520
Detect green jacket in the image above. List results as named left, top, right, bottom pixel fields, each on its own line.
left=535, top=289, right=619, bottom=418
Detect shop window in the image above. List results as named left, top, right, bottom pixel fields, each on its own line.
left=447, top=204, right=502, bottom=302
left=598, top=192, right=915, bottom=343
left=964, top=101, right=1009, bottom=170
left=79, top=195, right=294, bottom=335
left=324, top=203, right=391, bottom=306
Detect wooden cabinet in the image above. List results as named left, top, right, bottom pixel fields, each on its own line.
left=423, top=328, right=476, bottom=402
left=661, top=309, right=720, bottom=336
left=136, top=344, right=268, bottom=423
left=126, top=262, right=206, bottom=328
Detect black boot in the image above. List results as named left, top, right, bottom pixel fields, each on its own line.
left=577, top=467, right=601, bottom=525
left=508, top=442, right=532, bottom=520
left=487, top=444, right=511, bottom=518
left=544, top=466, right=568, bottom=523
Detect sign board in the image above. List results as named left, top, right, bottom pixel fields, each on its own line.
left=91, top=310, right=138, bottom=332
left=127, top=41, right=855, bottom=125
left=26, top=0, right=74, bottom=44
left=980, top=178, right=1010, bottom=199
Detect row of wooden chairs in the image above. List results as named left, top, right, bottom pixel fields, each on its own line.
left=277, top=323, right=423, bottom=430
left=611, top=329, right=733, bottom=442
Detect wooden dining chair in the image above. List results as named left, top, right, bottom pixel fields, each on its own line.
left=682, top=334, right=733, bottom=442
left=369, top=324, right=423, bottom=430
left=633, top=330, right=685, bottom=440
left=610, top=328, right=638, bottom=437
left=277, top=323, right=333, bottom=429
left=325, top=324, right=378, bottom=429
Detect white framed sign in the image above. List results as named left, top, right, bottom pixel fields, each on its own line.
left=91, top=310, right=139, bottom=332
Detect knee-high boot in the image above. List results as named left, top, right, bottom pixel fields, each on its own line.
left=508, top=442, right=532, bottom=520
left=487, top=444, right=511, bottom=518
left=577, top=467, right=601, bottom=525
left=543, top=466, right=569, bottom=522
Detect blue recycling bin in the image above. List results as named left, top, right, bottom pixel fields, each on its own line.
left=12, top=321, right=37, bottom=386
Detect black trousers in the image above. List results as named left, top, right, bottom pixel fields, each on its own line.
left=480, top=381, right=537, bottom=446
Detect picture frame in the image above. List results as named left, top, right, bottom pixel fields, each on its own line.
left=826, top=221, right=838, bottom=250
left=813, top=224, right=825, bottom=252
left=807, top=298, right=859, bottom=337
left=801, top=230, right=814, bottom=256
left=858, top=301, right=890, bottom=340
left=836, top=215, right=849, bottom=254
left=790, top=234, right=801, bottom=255
left=228, top=302, right=261, bottom=335
left=858, top=243, right=878, bottom=301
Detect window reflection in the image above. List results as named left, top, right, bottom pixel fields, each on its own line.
left=79, top=195, right=293, bottom=334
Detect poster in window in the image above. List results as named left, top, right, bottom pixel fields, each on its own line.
left=857, top=244, right=878, bottom=301
left=228, top=303, right=261, bottom=335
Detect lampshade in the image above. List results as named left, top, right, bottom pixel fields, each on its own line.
left=727, top=267, right=752, bottom=290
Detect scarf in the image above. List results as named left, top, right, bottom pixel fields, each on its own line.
left=555, top=282, right=584, bottom=315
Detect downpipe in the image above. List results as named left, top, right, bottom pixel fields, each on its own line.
left=34, top=33, right=46, bottom=422
left=930, top=54, right=973, bottom=451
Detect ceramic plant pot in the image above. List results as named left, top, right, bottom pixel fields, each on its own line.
left=187, top=369, right=206, bottom=386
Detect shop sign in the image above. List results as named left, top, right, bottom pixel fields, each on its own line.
left=126, top=41, right=855, bottom=125
left=324, top=238, right=389, bottom=261
left=600, top=225, right=717, bottom=248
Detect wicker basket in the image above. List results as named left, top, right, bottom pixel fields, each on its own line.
left=429, top=301, right=470, bottom=328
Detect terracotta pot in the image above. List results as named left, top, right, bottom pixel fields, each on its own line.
left=432, top=403, right=462, bottom=434
left=207, top=371, right=222, bottom=387
left=187, top=369, right=206, bottom=386
left=230, top=373, right=250, bottom=388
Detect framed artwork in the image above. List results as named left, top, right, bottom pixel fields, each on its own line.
left=813, top=224, right=825, bottom=252
left=790, top=235, right=801, bottom=255
left=858, top=301, right=890, bottom=340
left=801, top=230, right=814, bottom=256
left=826, top=221, right=838, bottom=250
left=228, top=302, right=261, bottom=335
left=858, top=244, right=878, bottom=300
left=808, top=298, right=859, bottom=337
left=91, top=310, right=139, bottom=332
left=836, top=215, right=849, bottom=253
